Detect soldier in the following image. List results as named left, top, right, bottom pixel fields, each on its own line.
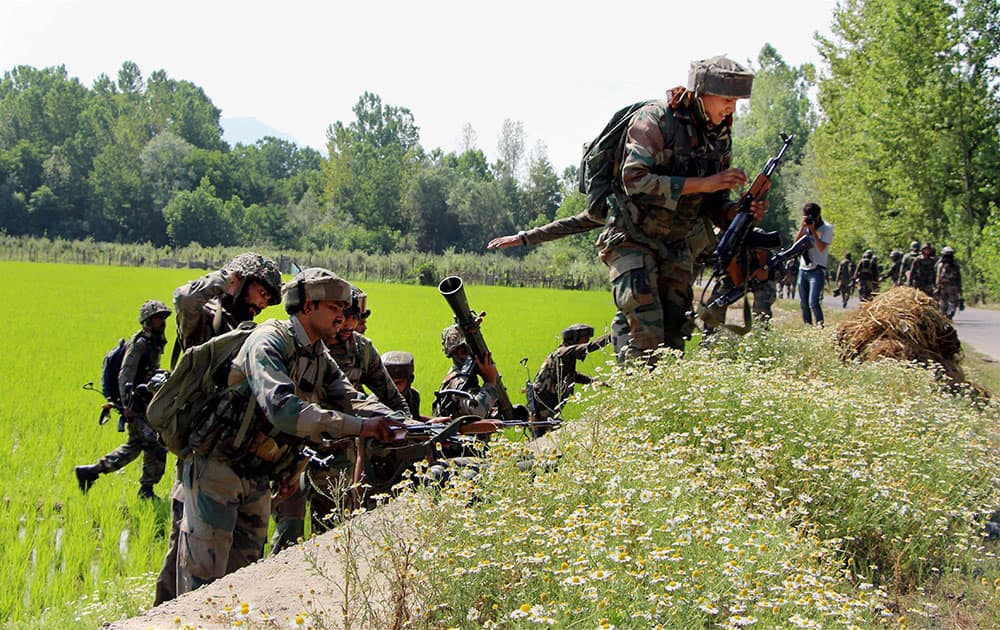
left=531, top=324, right=609, bottom=435
left=834, top=252, right=855, bottom=308
left=782, top=256, right=799, bottom=299
left=935, top=246, right=964, bottom=318
left=432, top=324, right=500, bottom=418
left=907, top=242, right=937, bottom=296
left=751, top=276, right=778, bottom=319
left=175, top=268, right=401, bottom=596
left=383, top=351, right=422, bottom=420
left=154, top=252, right=282, bottom=605
left=75, top=300, right=171, bottom=499
left=881, top=250, right=903, bottom=287
left=327, top=287, right=410, bottom=415
left=898, top=240, right=920, bottom=286
left=271, top=286, right=411, bottom=549
left=596, top=55, right=765, bottom=362
left=853, top=250, right=880, bottom=303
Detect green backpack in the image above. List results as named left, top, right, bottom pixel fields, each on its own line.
left=146, top=321, right=258, bottom=455
left=578, top=100, right=653, bottom=220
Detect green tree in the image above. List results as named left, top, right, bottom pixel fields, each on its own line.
left=163, top=177, right=235, bottom=246
left=813, top=0, right=1000, bottom=256
left=520, top=142, right=562, bottom=226
left=324, top=92, right=420, bottom=248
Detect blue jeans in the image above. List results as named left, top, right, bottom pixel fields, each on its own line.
left=798, top=267, right=826, bottom=325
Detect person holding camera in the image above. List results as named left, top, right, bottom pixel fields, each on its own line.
left=795, top=202, right=833, bottom=326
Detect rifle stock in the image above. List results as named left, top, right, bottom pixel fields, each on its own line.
left=438, top=276, right=516, bottom=420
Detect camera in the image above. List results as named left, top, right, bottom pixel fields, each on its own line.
left=804, top=216, right=815, bottom=226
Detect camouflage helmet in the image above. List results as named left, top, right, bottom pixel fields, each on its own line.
left=441, top=324, right=468, bottom=357
left=941, top=246, right=955, bottom=257
left=688, top=55, right=754, bottom=99
left=922, top=242, right=935, bottom=255
left=862, top=249, right=874, bottom=260
left=889, top=250, right=902, bottom=261
left=344, top=286, right=370, bottom=318
left=910, top=241, right=920, bottom=252
left=281, top=267, right=351, bottom=313
left=382, top=350, right=415, bottom=380
left=225, top=252, right=282, bottom=306
left=562, top=323, right=595, bottom=345
left=843, top=252, right=852, bottom=260
left=139, top=300, right=172, bottom=324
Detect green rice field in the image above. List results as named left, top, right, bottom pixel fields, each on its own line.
left=0, top=261, right=616, bottom=627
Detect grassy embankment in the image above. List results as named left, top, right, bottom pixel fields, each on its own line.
left=344, top=312, right=1000, bottom=629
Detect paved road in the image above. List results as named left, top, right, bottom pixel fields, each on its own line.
left=813, top=293, right=1000, bottom=362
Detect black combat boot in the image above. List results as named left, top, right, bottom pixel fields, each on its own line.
left=137, top=485, right=159, bottom=501
left=75, top=465, right=102, bottom=493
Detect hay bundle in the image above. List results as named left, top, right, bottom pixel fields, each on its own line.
left=836, top=286, right=965, bottom=382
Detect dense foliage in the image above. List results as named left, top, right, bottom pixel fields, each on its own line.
left=2, top=1, right=998, bottom=296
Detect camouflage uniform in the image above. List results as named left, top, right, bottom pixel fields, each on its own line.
left=881, top=251, right=903, bottom=287
left=782, top=257, right=799, bottom=299
left=751, top=278, right=777, bottom=318
left=383, top=351, right=422, bottom=419
left=156, top=253, right=281, bottom=605
left=329, top=333, right=411, bottom=415
left=596, top=56, right=752, bottom=361
left=432, top=325, right=500, bottom=418
left=897, top=241, right=920, bottom=286
left=907, top=244, right=938, bottom=296
left=271, top=329, right=409, bottom=553
left=853, top=251, right=880, bottom=302
left=521, top=210, right=604, bottom=245
left=177, top=274, right=380, bottom=595
left=533, top=326, right=609, bottom=422
left=935, top=248, right=963, bottom=318
left=78, top=301, right=170, bottom=498
left=835, top=255, right=855, bottom=307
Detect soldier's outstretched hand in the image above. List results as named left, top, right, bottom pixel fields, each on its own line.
left=487, top=234, right=522, bottom=250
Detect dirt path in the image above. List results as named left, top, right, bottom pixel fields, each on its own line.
left=106, top=498, right=423, bottom=630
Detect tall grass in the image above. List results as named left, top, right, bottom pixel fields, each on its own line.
left=0, top=261, right=615, bottom=627
left=406, top=326, right=1000, bottom=628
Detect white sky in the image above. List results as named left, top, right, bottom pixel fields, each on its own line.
left=2, top=0, right=838, bottom=172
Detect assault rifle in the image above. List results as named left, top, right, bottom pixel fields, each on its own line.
left=82, top=381, right=122, bottom=427
left=439, top=276, right=517, bottom=420
left=692, top=133, right=799, bottom=330
left=712, top=132, right=795, bottom=279
left=359, top=415, right=560, bottom=497
left=693, top=233, right=813, bottom=325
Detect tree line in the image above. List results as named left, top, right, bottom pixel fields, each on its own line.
left=2, top=0, right=998, bottom=298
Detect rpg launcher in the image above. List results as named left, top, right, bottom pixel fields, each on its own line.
left=439, top=276, right=520, bottom=420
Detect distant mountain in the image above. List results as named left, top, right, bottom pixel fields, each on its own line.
left=220, top=117, right=301, bottom=147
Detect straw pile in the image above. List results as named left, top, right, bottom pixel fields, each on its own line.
left=835, top=286, right=965, bottom=382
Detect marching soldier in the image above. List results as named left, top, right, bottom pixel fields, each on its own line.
left=907, top=242, right=937, bottom=296
left=935, top=246, right=964, bottom=318
left=75, top=300, right=171, bottom=499
left=853, top=250, right=880, bottom=302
